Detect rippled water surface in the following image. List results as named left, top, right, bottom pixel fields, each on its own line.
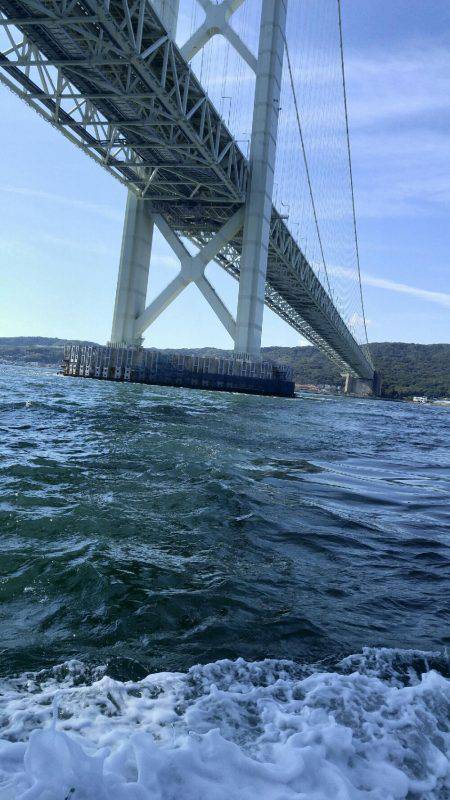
left=1, top=364, right=449, bottom=798
left=1, top=364, right=449, bottom=676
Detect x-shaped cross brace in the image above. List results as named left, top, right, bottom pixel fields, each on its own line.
left=180, top=0, right=257, bottom=73
left=134, top=207, right=245, bottom=340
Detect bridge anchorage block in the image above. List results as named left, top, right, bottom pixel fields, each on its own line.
left=344, top=372, right=382, bottom=397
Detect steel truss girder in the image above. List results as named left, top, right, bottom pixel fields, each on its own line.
left=162, top=0, right=373, bottom=375
left=189, top=213, right=372, bottom=379
left=0, top=0, right=248, bottom=203
left=0, top=0, right=374, bottom=381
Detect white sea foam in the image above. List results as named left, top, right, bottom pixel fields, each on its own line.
left=0, top=649, right=449, bottom=799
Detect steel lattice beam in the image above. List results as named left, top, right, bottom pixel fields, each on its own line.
left=0, top=0, right=374, bottom=380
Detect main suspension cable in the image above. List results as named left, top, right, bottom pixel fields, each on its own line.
left=282, top=33, right=334, bottom=301
left=337, top=0, right=373, bottom=362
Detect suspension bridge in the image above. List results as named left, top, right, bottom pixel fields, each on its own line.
left=0, top=0, right=378, bottom=396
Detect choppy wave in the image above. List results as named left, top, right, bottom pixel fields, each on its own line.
left=1, top=366, right=450, bottom=679
left=1, top=369, right=450, bottom=796
left=0, top=648, right=449, bottom=799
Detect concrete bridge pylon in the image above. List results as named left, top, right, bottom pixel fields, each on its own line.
left=234, top=0, right=287, bottom=358
left=110, top=0, right=180, bottom=348
left=110, top=0, right=287, bottom=362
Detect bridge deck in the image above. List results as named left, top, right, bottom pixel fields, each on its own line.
left=0, top=0, right=374, bottom=379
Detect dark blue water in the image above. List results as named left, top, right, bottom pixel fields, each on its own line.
left=1, top=364, right=450, bottom=798
left=0, top=364, right=449, bottom=678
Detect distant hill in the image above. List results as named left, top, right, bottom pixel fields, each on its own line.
left=0, top=337, right=449, bottom=399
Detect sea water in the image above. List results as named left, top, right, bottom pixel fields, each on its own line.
left=0, top=364, right=449, bottom=798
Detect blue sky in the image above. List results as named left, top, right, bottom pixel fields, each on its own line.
left=0, top=0, right=449, bottom=347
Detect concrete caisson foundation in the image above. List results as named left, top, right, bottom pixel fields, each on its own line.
left=344, top=372, right=381, bottom=397
left=62, top=345, right=295, bottom=398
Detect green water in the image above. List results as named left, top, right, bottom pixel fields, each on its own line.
left=1, top=364, right=449, bottom=679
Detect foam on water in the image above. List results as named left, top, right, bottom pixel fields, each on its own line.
left=1, top=369, right=450, bottom=797
left=0, top=648, right=449, bottom=799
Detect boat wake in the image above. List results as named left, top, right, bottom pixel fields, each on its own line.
left=0, top=648, right=449, bottom=799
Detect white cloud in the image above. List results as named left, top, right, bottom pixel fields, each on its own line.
left=349, top=312, right=373, bottom=328
left=363, top=274, right=450, bottom=309
left=276, top=40, right=450, bottom=219
left=150, top=253, right=180, bottom=270
left=0, top=185, right=123, bottom=222
left=39, top=233, right=117, bottom=257
left=346, top=47, right=450, bottom=127
left=331, top=265, right=450, bottom=309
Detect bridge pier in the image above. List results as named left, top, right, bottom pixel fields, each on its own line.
left=110, top=193, right=153, bottom=346
left=344, top=372, right=381, bottom=397
left=234, top=0, right=287, bottom=359
left=110, top=0, right=179, bottom=347
left=111, top=0, right=286, bottom=359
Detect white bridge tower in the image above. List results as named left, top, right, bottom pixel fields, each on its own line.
left=110, top=0, right=287, bottom=360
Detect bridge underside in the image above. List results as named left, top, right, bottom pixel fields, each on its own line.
left=0, top=0, right=374, bottom=381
